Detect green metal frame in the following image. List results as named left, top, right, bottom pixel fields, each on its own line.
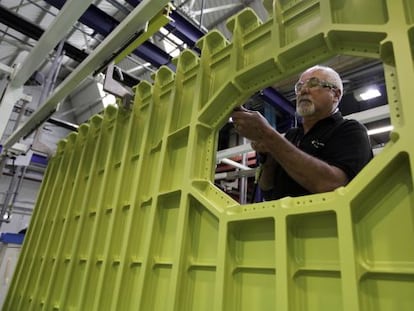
left=4, top=1, right=414, bottom=310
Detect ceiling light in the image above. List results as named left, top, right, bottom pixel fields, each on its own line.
left=367, top=125, right=393, bottom=135
left=354, top=87, right=382, bottom=101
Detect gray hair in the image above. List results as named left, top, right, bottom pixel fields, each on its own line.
left=302, top=65, right=343, bottom=101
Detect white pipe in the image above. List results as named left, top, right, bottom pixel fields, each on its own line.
left=220, top=158, right=250, bottom=170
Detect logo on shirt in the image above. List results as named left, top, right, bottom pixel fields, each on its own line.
left=311, top=140, right=325, bottom=149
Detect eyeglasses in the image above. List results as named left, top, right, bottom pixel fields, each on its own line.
left=295, top=77, right=338, bottom=95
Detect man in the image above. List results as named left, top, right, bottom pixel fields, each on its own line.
left=231, top=65, right=373, bottom=200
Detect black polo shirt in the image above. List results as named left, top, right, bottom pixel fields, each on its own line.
left=262, top=112, right=373, bottom=200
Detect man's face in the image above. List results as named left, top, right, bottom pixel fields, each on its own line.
left=295, top=69, right=340, bottom=119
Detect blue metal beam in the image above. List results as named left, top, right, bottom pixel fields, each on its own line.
left=260, top=88, right=295, bottom=116
left=126, top=0, right=205, bottom=47
left=43, top=0, right=117, bottom=35
left=44, top=0, right=173, bottom=68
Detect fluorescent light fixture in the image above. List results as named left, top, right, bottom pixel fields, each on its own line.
left=354, top=87, right=382, bottom=101
left=367, top=125, right=393, bottom=135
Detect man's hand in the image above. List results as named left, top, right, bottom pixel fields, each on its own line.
left=231, top=107, right=273, bottom=150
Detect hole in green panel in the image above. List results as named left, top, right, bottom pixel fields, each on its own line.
left=115, top=264, right=141, bottom=310
left=95, top=128, right=111, bottom=176
left=229, top=268, right=276, bottom=311
left=243, top=27, right=274, bottom=69
left=330, top=0, right=388, bottom=24
left=160, top=128, right=189, bottom=192
left=138, top=148, right=161, bottom=199
left=359, top=273, right=414, bottom=311
left=235, top=59, right=281, bottom=92
left=121, top=156, right=140, bottom=200
left=187, top=196, right=219, bottom=262
left=142, top=266, right=171, bottom=311
left=282, top=2, right=321, bottom=46
left=278, top=34, right=330, bottom=69
left=97, top=261, right=120, bottom=310
left=292, top=271, right=343, bottom=311
left=169, top=78, right=196, bottom=132
left=409, top=27, right=414, bottom=61
left=62, top=218, right=78, bottom=255
left=196, top=40, right=231, bottom=111
left=82, top=260, right=104, bottom=310
left=94, top=207, right=112, bottom=261
left=228, top=218, right=275, bottom=267
left=112, top=110, right=130, bottom=165
left=107, top=203, right=132, bottom=264
left=287, top=211, right=339, bottom=269
left=130, top=105, right=148, bottom=156
left=35, top=259, right=57, bottom=308
left=47, top=260, right=70, bottom=302
left=129, top=200, right=151, bottom=260
left=352, top=152, right=414, bottom=268
left=78, top=214, right=95, bottom=263
left=149, top=98, right=168, bottom=149
left=404, top=0, right=414, bottom=24
left=327, top=31, right=386, bottom=57
left=154, top=192, right=181, bottom=261
left=181, top=267, right=216, bottom=311
left=65, top=260, right=87, bottom=310
left=210, top=57, right=233, bottom=105
left=278, top=0, right=318, bottom=11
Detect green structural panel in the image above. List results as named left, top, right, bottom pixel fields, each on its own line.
left=4, top=0, right=414, bottom=310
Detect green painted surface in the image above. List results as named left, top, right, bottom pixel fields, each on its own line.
left=4, top=0, right=414, bottom=310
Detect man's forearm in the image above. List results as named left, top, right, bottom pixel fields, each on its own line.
left=258, top=156, right=278, bottom=190
left=261, top=128, right=348, bottom=193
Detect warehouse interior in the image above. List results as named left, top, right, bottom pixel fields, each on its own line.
left=0, top=0, right=391, bottom=233
left=0, top=0, right=407, bottom=309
